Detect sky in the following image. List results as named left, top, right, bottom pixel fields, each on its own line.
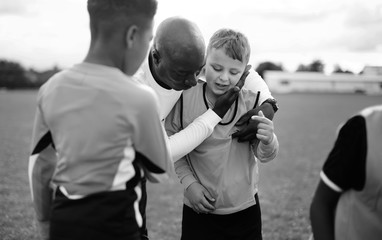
left=0, top=0, right=381, bottom=74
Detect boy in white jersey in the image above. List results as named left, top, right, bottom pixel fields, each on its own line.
left=166, top=29, right=279, bottom=240
left=28, top=1, right=172, bottom=239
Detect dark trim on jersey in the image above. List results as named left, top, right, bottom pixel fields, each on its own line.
left=135, top=151, right=165, bottom=174
left=253, top=91, right=260, bottom=109
left=202, top=83, right=238, bottom=126
left=323, top=115, right=367, bottom=191
left=31, top=131, right=55, bottom=155
left=180, top=93, right=184, bottom=130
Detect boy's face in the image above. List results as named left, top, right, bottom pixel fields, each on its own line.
left=205, top=48, right=246, bottom=97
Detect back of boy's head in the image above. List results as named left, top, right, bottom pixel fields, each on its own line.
left=207, top=28, right=251, bottom=64
left=87, top=0, right=157, bottom=38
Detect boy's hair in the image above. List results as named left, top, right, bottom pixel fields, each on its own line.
left=87, top=0, right=157, bottom=35
left=207, top=28, right=251, bottom=63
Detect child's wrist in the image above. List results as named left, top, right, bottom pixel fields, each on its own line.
left=262, top=133, right=274, bottom=145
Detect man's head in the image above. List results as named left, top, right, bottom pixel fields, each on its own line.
left=87, top=0, right=157, bottom=75
left=204, top=28, right=251, bottom=99
left=150, top=17, right=206, bottom=91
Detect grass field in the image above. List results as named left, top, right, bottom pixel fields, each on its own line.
left=1, top=90, right=381, bottom=240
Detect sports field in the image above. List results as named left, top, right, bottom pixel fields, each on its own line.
left=1, top=90, right=381, bottom=240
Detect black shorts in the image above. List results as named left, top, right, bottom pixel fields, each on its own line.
left=50, top=174, right=142, bottom=240
left=181, top=193, right=262, bottom=240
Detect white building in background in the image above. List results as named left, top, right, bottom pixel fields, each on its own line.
left=264, top=66, right=382, bottom=95
left=362, top=66, right=382, bottom=76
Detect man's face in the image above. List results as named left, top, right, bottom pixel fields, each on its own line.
left=205, top=48, right=246, bottom=97
left=155, top=48, right=205, bottom=91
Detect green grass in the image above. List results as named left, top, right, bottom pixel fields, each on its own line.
left=1, top=90, right=381, bottom=240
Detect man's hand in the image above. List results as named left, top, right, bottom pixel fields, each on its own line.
left=213, top=65, right=251, bottom=118
left=232, top=102, right=275, bottom=142
left=185, top=182, right=215, bottom=214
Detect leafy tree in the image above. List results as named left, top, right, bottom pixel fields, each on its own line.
left=332, top=64, right=353, bottom=74
left=255, top=61, right=283, bottom=79
left=0, top=59, right=30, bottom=89
left=309, top=60, right=324, bottom=72
left=296, top=64, right=310, bottom=72
left=296, top=59, right=324, bottom=73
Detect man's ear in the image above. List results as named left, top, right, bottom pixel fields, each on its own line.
left=125, top=25, right=138, bottom=49
left=152, top=47, right=161, bottom=65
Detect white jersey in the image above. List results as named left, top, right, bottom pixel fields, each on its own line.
left=28, top=62, right=172, bottom=221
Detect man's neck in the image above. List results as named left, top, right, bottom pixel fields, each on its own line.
left=148, top=53, right=172, bottom=90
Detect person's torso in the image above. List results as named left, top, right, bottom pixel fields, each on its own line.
left=181, top=83, right=260, bottom=214
left=335, top=105, right=382, bottom=240
left=41, top=63, right=156, bottom=197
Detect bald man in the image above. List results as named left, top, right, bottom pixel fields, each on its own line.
left=133, top=16, right=278, bottom=239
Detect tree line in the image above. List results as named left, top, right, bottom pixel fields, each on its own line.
left=0, top=59, right=60, bottom=89
left=0, top=58, right=355, bottom=89
left=255, top=60, right=355, bottom=79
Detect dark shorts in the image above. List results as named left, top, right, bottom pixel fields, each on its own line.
left=181, top=193, right=262, bottom=240
left=50, top=172, right=143, bottom=240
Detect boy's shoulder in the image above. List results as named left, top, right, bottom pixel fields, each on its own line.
left=240, top=86, right=260, bottom=98
left=239, top=87, right=261, bottom=109
left=180, top=81, right=205, bottom=107
left=183, top=80, right=205, bottom=95
left=38, top=65, right=158, bottom=109
left=37, top=69, right=68, bottom=100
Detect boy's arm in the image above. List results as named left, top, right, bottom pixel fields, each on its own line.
left=253, top=133, right=279, bottom=162
left=174, top=157, right=198, bottom=191
left=175, top=156, right=215, bottom=213
left=132, top=90, right=173, bottom=182
left=310, top=180, right=340, bottom=240
left=233, top=70, right=279, bottom=142
left=28, top=99, right=57, bottom=240
left=165, top=96, right=198, bottom=185
left=250, top=111, right=279, bottom=162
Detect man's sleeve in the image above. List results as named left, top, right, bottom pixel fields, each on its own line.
left=168, top=109, right=220, bottom=161
left=243, top=69, right=274, bottom=104
left=28, top=95, right=57, bottom=222
left=165, top=94, right=221, bottom=162
left=321, top=115, right=367, bottom=192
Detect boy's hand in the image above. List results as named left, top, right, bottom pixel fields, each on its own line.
left=185, top=182, right=215, bottom=214
left=232, top=102, right=274, bottom=142
left=250, top=111, right=274, bottom=145
left=213, top=65, right=251, bottom=118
